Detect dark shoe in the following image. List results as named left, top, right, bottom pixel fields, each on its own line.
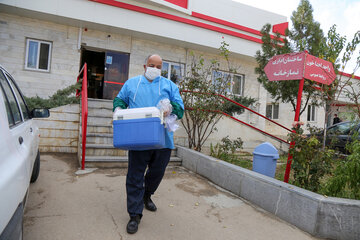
left=126, top=215, right=141, bottom=234
left=144, top=194, right=157, bottom=212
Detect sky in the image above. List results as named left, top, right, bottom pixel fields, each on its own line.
left=233, top=0, right=360, bottom=74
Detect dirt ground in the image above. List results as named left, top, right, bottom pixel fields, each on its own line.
left=23, top=153, right=319, bottom=240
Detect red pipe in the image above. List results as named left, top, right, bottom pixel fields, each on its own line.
left=77, top=63, right=88, bottom=170
left=186, top=107, right=289, bottom=145
left=181, top=90, right=292, bottom=133
left=338, top=71, right=360, bottom=80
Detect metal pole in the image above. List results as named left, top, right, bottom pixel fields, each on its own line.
left=284, top=77, right=305, bottom=183
left=81, top=63, right=88, bottom=170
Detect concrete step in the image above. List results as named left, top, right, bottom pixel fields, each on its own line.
left=83, top=143, right=127, bottom=156
left=82, top=116, right=112, bottom=125
left=87, top=98, right=113, bottom=109
left=85, top=133, right=113, bottom=144
left=81, top=143, right=177, bottom=157
left=88, top=108, right=113, bottom=117
left=82, top=156, right=182, bottom=168
left=86, top=124, right=113, bottom=134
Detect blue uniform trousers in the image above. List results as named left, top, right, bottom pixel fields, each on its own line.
left=126, top=148, right=172, bottom=217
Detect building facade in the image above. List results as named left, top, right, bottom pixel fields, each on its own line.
left=1, top=0, right=342, bottom=152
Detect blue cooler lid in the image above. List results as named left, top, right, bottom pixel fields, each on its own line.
left=253, top=142, right=279, bottom=158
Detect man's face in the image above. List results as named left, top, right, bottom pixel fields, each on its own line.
left=144, top=55, right=162, bottom=71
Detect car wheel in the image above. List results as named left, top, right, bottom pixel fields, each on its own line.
left=30, top=150, right=40, bottom=183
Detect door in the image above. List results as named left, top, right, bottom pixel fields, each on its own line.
left=5, top=72, right=36, bottom=174
left=0, top=70, right=29, bottom=236
left=103, top=51, right=130, bottom=100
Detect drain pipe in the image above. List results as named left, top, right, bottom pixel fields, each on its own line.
left=78, top=27, right=82, bottom=50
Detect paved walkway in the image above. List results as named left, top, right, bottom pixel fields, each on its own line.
left=24, top=154, right=318, bottom=240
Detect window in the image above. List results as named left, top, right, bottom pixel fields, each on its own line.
left=0, top=71, right=22, bottom=127
left=328, top=122, right=357, bottom=135
left=212, top=70, right=244, bottom=96
left=25, top=38, right=52, bottom=72
left=266, top=103, right=279, bottom=120
left=6, top=73, right=29, bottom=120
left=161, top=61, right=185, bottom=84
left=307, top=105, right=316, bottom=122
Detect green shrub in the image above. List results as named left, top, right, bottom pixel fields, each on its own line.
left=24, top=82, right=81, bottom=110
left=210, top=136, right=243, bottom=159
left=288, top=126, right=336, bottom=192
left=321, top=136, right=360, bottom=200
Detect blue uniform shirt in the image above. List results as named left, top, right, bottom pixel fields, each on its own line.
left=116, top=75, right=184, bottom=149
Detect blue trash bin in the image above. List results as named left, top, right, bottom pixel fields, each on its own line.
left=252, top=142, right=279, bottom=178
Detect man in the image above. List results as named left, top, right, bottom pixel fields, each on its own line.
left=333, top=114, right=341, bottom=125
left=113, top=54, right=184, bottom=234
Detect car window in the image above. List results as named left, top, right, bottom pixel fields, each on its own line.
left=5, top=72, right=30, bottom=120
left=0, top=70, right=22, bottom=126
left=328, top=122, right=356, bottom=135
left=0, top=78, right=14, bottom=126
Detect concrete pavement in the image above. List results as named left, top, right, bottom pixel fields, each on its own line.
left=24, top=153, right=318, bottom=240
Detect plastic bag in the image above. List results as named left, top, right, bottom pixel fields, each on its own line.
left=165, top=114, right=179, bottom=132
left=157, top=99, right=179, bottom=132
left=157, top=98, right=172, bottom=115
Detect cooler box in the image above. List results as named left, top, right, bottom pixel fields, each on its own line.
left=113, top=107, right=166, bottom=150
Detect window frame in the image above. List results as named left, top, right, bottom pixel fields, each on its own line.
left=161, top=60, right=185, bottom=84
left=211, top=70, right=245, bottom=96
left=307, top=104, right=317, bottom=122
left=266, top=103, right=279, bottom=120
left=0, top=69, right=23, bottom=128
left=5, top=72, right=30, bottom=121
left=24, top=38, right=52, bottom=72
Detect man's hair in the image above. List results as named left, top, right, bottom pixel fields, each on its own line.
left=144, top=54, right=161, bottom=65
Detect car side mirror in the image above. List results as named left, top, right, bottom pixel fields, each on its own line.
left=31, top=108, right=50, bottom=118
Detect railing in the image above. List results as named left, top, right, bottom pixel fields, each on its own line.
left=181, top=90, right=291, bottom=145
left=76, top=63, right=88, bottom=170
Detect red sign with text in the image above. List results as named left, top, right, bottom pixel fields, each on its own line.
left=164, top=0, right=188, bottom=8
left=264, top=52, right=336, bottom=85
left=304, top=54, right=336, bottom=85
left=264, top=52, right=305, bottom=81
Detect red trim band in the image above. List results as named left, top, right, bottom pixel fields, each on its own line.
left=191, top=12, right=285, bottom=42
left=191, top=11, right=262, bottom=36
left=339, top=71, right=360, bottom=80
left=164, top=0, right=188, bottom=9
left=89, top=0, right=262, bottom=44
left=332, top=103, right=358, bottom=107
left=104, top=81, right=124, bottom=85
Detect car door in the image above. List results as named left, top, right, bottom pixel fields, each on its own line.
left=0, top=69, right=28, bottom=235
left=4, top=71, right=36, bottom=175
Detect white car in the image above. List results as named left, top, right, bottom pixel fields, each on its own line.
left=0, top=65, right=49, bottom=239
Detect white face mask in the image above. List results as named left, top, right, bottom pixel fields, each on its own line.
left=145, top=67, right=161, bottom=80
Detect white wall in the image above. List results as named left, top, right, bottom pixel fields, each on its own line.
left=0, top=13, right=80, bottom=98
left=0, top=0, right=286, bottom=59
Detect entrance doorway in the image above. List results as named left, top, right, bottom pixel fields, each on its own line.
left=80, top=49, right=105, bottom=99
left=80, top=48, right=130, bottom=100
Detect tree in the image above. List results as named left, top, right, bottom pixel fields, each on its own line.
left=255, top=0, right=325, bottom=116
left=316, top=28, right=360, bottom=146
left=179, top=41, right=255, bottom=151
